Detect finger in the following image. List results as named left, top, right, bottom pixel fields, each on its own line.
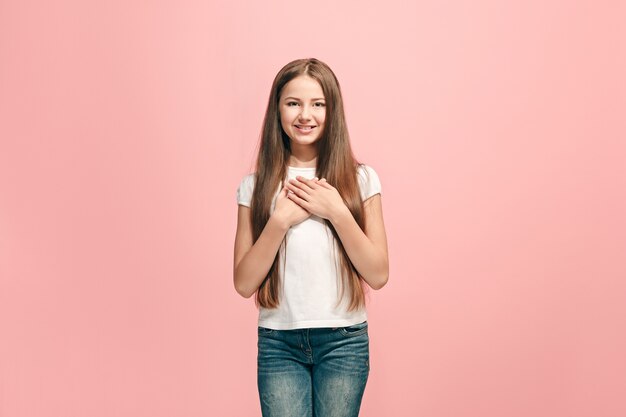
left=317, top=178, right=332, bottom=188
left=309, top=177, right=323, bottom=189
left=290, top=177, right=315, bottom=193
left=287, top=189, right=310, bottom=208
left=303, top=176, right=323, bottom=190
left=287, top=182, right=310, bottom=201
left=306, top=177, right=320, bottom=186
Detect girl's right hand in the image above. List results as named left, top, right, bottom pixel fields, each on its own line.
left=272, top=185, right=311, bottom=228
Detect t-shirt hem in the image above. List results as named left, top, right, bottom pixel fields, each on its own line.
left=363, top=191, right=382, bottom=201
left=258, top=315, right=368, bottom=330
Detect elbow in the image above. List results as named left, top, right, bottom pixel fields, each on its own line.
left=371, top=261, right=389, bottom=290
left=235, top=284, right=254, bottom=299
left=365, top=268, right=388, bottom=290
left=234, top=280, right=255, bottom=299
left=234, top=282, right=245, bottom=298
left=372, top=274, right=388, bottom=290
left=234, top=269, right=255, bottom=299
left=371, top=253, right=389, bottom=290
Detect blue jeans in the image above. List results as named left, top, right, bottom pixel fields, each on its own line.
left=257, top=321, right=370, bottom=417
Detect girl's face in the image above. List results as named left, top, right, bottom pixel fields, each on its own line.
left=279, top=75, right=326, bottom=147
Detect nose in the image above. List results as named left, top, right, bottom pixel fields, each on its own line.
left=299, top=105, right=311, bottom=120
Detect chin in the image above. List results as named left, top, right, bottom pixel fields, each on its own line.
left=296, top=135, right=321, bottom=143
left=290, top=135, right=321, bottom=144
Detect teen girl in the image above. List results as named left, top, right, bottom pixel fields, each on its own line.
left=233, top=58, right=389, bottom=417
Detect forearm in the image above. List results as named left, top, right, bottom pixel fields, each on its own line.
left=330, top=207, right=388, bottom=290
left=234, top=215, right=289, bottom=298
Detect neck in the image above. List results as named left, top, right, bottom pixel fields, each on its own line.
left=288, top=146, right=318, bottom=168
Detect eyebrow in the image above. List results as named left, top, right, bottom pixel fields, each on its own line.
left=283, top=97, right=326, bottom=101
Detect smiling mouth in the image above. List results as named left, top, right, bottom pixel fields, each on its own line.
left=295, top=125, right=316, bottom=130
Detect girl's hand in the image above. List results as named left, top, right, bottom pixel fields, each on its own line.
left=273, top=185, right=312, bottom=228
left=285, top=176, right=349, bottom=222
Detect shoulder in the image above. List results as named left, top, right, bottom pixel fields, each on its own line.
left=357, top=164, right=381, bottom=181
left=356, top=164, right=382, bottom=201
left=240, top=172, right=256, bottom=184
left=237, top=172, right=257, bottom=191
left=236, top=172, right=257, bottom=207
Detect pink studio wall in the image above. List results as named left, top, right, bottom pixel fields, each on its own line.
left=1, top=0, right=624, bottom=416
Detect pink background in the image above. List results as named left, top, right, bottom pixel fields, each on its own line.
left=1, top=1, right=625, bottom=416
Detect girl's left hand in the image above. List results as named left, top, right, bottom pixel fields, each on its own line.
left=285, top=176, right=348, bottom=221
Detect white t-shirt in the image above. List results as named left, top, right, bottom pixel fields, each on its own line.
left=236, top=164, right=382, bottom=330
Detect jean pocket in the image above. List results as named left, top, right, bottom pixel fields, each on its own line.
left=258, top=326, right=275, bottom=335
left=338, top=321, right=368, bottom=337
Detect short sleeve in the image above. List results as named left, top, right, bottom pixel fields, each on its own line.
left=236, top=173, right=255, bottom=207
left=357, top=164, right=382, bottom=201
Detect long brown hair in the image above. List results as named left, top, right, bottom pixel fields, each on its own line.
left=251, top=58, right=369, bottom=312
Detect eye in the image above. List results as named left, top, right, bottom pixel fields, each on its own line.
left=287, top=101, right=299, bottom=106
left=315, top=102, right=326, bottom=107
